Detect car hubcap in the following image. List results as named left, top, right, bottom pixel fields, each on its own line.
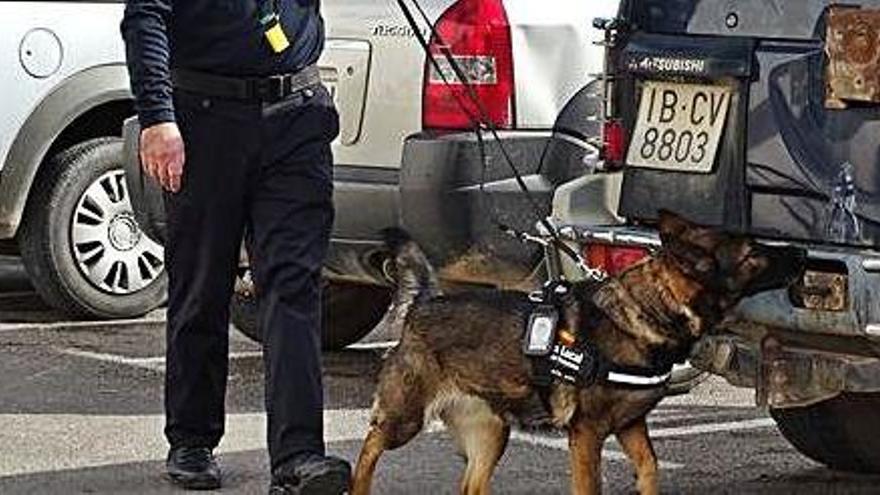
left=71, top=169, right=164, bottom=295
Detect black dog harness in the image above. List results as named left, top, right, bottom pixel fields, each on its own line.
left=524, top=281, right=673, bottom=390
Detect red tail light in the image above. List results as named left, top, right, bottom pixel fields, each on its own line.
left=584, top=243, right=648, bottom=276
left=602, top=119, right=626, bottom=167
left=422, top=0, right=515, bottom=130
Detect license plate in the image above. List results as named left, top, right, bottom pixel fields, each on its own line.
left=626, top=81, right=732, bottom=173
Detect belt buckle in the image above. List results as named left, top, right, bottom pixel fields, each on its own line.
left=258, top=75, right=288, bottom=101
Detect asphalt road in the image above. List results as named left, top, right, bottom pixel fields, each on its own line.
left=1, top=257, right=879, bottom=494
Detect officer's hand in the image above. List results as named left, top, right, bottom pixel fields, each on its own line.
left=140, top=122, right=185, bottom=193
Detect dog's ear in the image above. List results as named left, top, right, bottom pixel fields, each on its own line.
left=658, top=210, right=693, bottom=245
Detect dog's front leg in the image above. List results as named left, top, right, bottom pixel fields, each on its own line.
left=568, top=420, right=604, bottom=495
left=615, top=417, right=658, bottom=495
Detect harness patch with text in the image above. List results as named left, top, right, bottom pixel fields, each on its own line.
left=523, top=282, right=672, bottom=390
left=547, top=340, right=603, bottom=387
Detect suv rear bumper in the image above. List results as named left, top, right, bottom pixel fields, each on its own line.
left=396, top=130, right=552, bottom=287
left=395, top=128, right=598, bottom=287
left=557, top=222, right=880, bottom=407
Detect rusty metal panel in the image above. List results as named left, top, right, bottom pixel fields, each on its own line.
left=826, top=6, right=880, bottom=109
left=692, top=327, right=880, bottom=408
left=788, top=270, right=848, bottom=312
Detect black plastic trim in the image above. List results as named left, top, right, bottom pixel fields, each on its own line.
left=623, top=33, right=756, bottom=79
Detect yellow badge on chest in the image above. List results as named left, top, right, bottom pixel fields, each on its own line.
left=264, top=19, right=291, bottom=53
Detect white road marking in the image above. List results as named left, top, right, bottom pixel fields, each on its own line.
left=510, top=431, right=685, bottom=469
left=0, top=409, right=371, bottom=478
left=647, top=407, right=688, bottom=416
left=0, top=407, right=684, bottom=479
left=507, top=417, right=777, bottom=469
left=38, top=346, right=777, bottom=478
left=512, top=417, right=774, bottom=447
left=0, top=311, right=166, bottom=333
left=0, top=318, right=161, bottom=333
left=56, top=348, right=776, bottom=444
left=55, top=347, right=262, bottom=372
left=650, top=417, right=776, bottom=438
left=0, top=404, right=777, bottom=479
left=55, top=341, right=396, bottom=373
left=647, top=410, right=753, bottom=425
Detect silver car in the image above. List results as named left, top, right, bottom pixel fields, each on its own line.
left=2, top=0, right=619, bottom=345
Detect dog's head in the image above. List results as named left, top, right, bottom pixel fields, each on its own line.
left=658, top=210, right=806, bottom=310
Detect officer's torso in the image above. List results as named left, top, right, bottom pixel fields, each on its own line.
left=169, top=0, right=323, bottom=76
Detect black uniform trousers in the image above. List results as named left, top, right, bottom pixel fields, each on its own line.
left=163, top=82, right=338, bottom=471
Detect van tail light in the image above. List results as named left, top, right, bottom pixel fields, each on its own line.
left=583, top=243, right=648, bottom=276
left=422, top=0, right=515, bottom=130
left=602, top=119, right=626, bottom=168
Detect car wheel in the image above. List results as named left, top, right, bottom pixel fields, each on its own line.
left=771, top=392, right=880, bottom=473
left=231, top=278, right=392, bottom=350
left=19, top=137, right=167, bottom=318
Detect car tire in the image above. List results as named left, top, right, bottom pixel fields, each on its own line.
left=19, top=137, right=167, bottom=319
left=770, top=392, right=880, bottom=473
left=231, top=279, right=391, bottom=350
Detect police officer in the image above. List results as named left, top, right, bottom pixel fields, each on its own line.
left=121, top=1, right=350, bottom=493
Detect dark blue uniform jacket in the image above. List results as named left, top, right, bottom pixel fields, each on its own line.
left=121, top=0, right=324, bottom=128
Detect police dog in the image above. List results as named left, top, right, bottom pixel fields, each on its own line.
left=351, top=211, right=805, bottom=495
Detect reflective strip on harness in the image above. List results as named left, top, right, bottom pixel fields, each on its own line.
left=606, top=370, right=672, bottom=386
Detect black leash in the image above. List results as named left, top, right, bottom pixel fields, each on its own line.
left=393, top=0, right=594, bottom=278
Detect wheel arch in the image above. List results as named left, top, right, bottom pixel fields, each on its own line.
left=0, top=64, right=133, bottom=239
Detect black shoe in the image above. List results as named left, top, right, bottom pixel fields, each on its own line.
left=166, top=446, right=222, bottom=490
left=269, top=453, right=351, bottom=495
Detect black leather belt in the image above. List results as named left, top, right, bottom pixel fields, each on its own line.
left=171, top=65, right=321, bottom=102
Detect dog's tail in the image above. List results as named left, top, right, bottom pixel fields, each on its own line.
left=379, top=228, right=441, bottom=335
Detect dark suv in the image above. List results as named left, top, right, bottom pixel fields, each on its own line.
left=556, top=0, right=880, bottom=474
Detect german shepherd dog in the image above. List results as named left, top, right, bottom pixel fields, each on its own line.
left=351, top=211, right=806, bottom=495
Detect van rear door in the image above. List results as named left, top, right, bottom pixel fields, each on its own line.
left=614, top=0, right=880, bottom=247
